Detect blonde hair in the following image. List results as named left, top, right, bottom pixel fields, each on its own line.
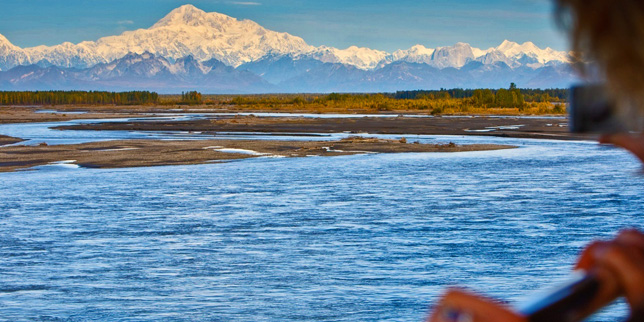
left=556, top=0, right=644, bottom=106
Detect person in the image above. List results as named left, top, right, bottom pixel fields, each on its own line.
left=429, top=0, right=644, bottom=321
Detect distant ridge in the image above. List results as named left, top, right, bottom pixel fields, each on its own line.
left=0, top=4, right=578, bottom=92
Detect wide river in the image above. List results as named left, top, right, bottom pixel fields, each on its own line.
left=1, top=115, right=642, bottom=321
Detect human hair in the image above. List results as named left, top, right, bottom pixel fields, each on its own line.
left=556, top=0, right=644, bottom=106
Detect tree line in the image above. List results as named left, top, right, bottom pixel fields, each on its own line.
left=220, top=84, right=565, bottom=115
left=180, top=91, right=203, bottom=105
left=0, top=91, right=159, bottom=105
left=0, top=86, right=567, bottom=115
left=394, top=86, right=568, bottom=103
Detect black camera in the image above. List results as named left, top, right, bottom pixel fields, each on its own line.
left=569, top=84, right=626, bottom=134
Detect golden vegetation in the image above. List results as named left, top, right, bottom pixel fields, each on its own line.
left=1, top=85, right=567, bottom=116
left=195, top=92, right=565, bottom=115
left=165, top=84, right=567, bottom=115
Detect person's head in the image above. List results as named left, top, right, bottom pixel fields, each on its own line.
left=556, top=0, right=644, bottom=107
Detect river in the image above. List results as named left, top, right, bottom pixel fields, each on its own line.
left=0, top=116, right=642, bottom=321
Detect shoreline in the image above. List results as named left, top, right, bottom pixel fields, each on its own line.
left=0, top=135, right=23, bottom=146
left=0, top=106, right=150, bottom=124
left=0, top=105, right=591, bottom=142
left=0, top=105, right=593, bottom=173
left=0, top=138, right=515, bottom=173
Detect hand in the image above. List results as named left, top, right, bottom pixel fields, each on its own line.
left=575, top=229, right=644, bottom=320
left=428, top=288, right=526, bottom=322
left=599, top=134, right=644, bottom=164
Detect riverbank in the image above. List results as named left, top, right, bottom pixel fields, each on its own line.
left=0, top=137, right=514, bottom=172
left=0, top=135, right=23, bottom=146
left=0, top=106, right=151, bottom=124
left=0, top=105, right=592, bottom=172
left=0, top=105, right=590, bottom=141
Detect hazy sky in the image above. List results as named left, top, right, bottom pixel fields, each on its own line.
left=0, top=0, right=569, bottom=52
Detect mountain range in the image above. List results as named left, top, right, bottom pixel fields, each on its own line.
left=0, top=4, right=578, bottom=93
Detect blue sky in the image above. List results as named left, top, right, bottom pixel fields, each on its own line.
left=0, top=0, right=568, bottom=52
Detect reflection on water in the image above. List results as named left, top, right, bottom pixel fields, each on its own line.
left=0, top=116, right=641, bottom=321
left=35, top=110, right=89, bottom=115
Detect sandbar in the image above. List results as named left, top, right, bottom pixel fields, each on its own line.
left=0, top=137, right=514, bottom=173
left=56, top=114, right=591, bottom=141
left=0, top=135, right=23, bottom=146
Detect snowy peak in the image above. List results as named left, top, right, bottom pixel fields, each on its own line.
left=152, top=4, right=236, bottom=29
left=430, top=42, right=476, bottom=68
left=407, top=45, right=436, bottom=56
left=495, top=40, right=569, bottom=64
left=0, top=33, right=11, bottom=46
left=391, top=45, right=436, bottom=65
left=312, top=46, right=388, bottom=70
left=0, top=33, right=29, bottom=71
left=0, top=33, right=20, bottom=52
left=497, top=40, right=520, bottom=53
left=20, top=4, right=315, bottom=68
left=497, top=40, right=538, bottom=56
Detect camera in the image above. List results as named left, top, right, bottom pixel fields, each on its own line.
left=569, top=84, right=627, bottom=134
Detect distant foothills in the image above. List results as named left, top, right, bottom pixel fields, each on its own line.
left=0, top=4, right=578, bottom=93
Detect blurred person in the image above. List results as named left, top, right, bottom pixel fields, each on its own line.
left=429, top=1, right=644, bottom=321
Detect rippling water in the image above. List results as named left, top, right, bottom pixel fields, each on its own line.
left=1, top=118, right=643, bottom=321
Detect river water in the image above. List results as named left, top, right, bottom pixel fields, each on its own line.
left=1, top=116, right=643, bottom=321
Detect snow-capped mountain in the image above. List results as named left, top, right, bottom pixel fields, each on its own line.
left=0, top=52, right=270, bottom=92
left=496, top=40, right=569, bottom=64
left=0, top=34, right=29, bottom=70
left=0, top=52, right=576, bottom=93
left=384, top=41, right=570, bottom=70
left=311, top=46, right=389, bottom=70
left=0, top=4, right=578, bottom=92
left=427, top=42, right=477, bottom=69
left=0, top=4, right=570, bottom=72
left=391, top=45, right=436, bottom=65
left=0, top=5, right=316, bottom=70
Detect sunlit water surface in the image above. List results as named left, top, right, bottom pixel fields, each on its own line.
left=0, top=117, right=642, bottom=321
